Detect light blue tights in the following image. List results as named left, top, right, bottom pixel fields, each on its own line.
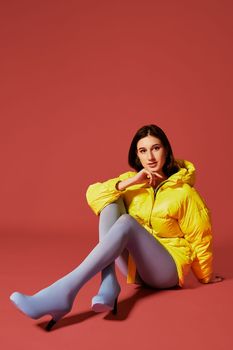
left=93, top=198, right=179, bottom=308
left=10, top=198, right=179, bottom=327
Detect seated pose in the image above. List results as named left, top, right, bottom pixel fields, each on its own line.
left=10, top=124, right=223, bottom=331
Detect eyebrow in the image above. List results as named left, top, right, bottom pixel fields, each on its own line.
left=137, top=143, right=161, bottom=150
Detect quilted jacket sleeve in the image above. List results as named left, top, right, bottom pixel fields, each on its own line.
left=86, top=171, right=136, bottom=215
left=178, top=187, right=213, bottom=283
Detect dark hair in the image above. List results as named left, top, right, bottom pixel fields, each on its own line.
left=128, top=124, right=179, bottom=177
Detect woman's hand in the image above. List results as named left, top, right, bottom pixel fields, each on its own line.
left=208, top=274, right=224, bottom=283
left=116, top=168, right=166, bottom=191
left=200, top=274, right=224, bottom=284
left=133, top=168, right=157, bottom=187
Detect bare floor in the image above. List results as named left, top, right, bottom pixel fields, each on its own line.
left=1, top=232, right=232, bottom=350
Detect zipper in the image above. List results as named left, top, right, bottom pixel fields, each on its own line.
left=149, top=180, right=168, bottom=228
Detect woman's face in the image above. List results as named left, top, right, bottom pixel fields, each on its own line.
left=136, top=135, right=167, bottom=176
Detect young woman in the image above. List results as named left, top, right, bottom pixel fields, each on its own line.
left=10, top=124, right=223, bottom=331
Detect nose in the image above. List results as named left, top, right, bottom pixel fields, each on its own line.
left=148, top=150, right=156, bottom=161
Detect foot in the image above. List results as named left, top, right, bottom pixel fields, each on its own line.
left=9, top=279, right=74, bottom=321
left=91, top=277, right=121, bottom=313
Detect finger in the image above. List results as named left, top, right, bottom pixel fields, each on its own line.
left=150, top=174, right=155, bottom=187
left=215, top=275, right=224, bottom=280
left=144, top=169, right=154, bottom=186
left=211, top=276, right=224, bottom=283
left=153, top=172, right=164, bottom=179
left=148, top=175, right=153, bottom=185
left=216, top=276, right=224, bottom=282
left=153, top=174, right=157, bottom=187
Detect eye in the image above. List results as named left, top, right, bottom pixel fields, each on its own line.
left=139, top=149, right=146, bottom=154
left=153, top=146, right=160, bottom=151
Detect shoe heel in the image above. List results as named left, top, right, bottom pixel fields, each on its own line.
left=45, top=318, right=57, bottom=331
left=112, top=297, right=118, bottom=315
left=45, top=310, right=68, bottom=331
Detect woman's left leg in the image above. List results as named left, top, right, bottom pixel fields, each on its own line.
left=91, top=198, right=126, bottom=311
left=10, top=214, right=179, bottom=328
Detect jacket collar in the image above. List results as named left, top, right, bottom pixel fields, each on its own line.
left=163, top=159, right=196, bottom=188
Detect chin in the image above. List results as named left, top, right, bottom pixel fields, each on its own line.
left=149, top=166, right=160, bottom=172
left=151, top=168, right=163, bottom=175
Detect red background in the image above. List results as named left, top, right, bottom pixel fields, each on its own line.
left=1, top=1, right=232, bottom=349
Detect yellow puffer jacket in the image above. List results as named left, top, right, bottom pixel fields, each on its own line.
left=86, top=160, right=213, bottom=287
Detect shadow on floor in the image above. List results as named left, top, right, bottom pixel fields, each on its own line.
left=32, top=238, right=232, bottom=332
left=37, top=284, right=182, bottom=332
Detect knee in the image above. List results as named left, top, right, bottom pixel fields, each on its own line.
left=118, top=213, right=131, bottom=221
left=117, top=213, right=135, bottom=228
left=112, top=214, right=134, bottom=239
left=99, top=201, right=118, bottom=216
